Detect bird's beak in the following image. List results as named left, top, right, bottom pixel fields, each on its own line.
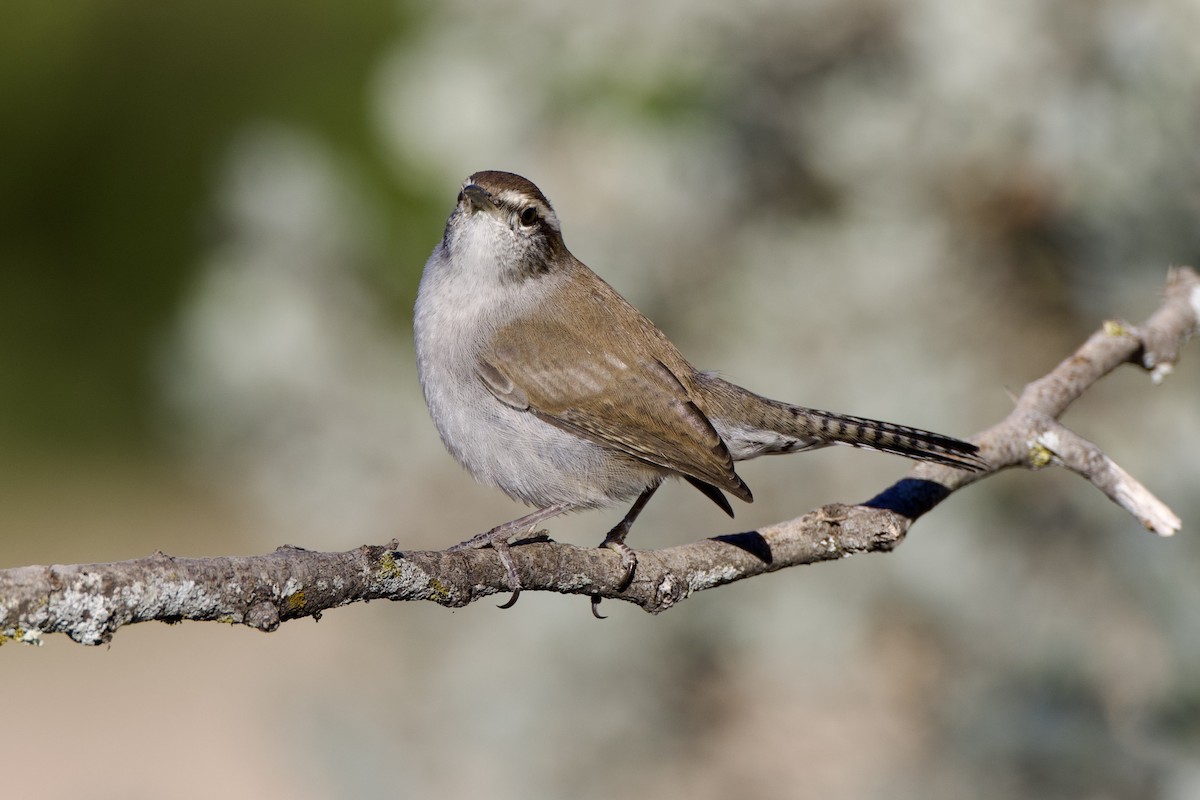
left=460, top=184, right=496, bottom=215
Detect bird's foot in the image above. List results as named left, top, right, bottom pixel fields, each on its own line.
left=602, top=538, right=639, bottom=591
left=591, top=528, right=641, bottom=619
left=447, top=524, right=526, bottom=609
left=447, top=503, right=573, bottom=609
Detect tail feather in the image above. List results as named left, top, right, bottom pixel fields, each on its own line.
left=693, top=372, right=985, bottom=471
left=803, top=408, right=986, bottom=471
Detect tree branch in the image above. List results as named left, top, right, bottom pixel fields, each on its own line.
left=3, top=268, right=1197, bottom=645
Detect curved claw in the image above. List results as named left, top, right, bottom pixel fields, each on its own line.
left=588, top=540, right=637, bottom=618
left=497, top=588, right=521, bottom=610
left=604, top=540, right=638, bottom=591
left=491, top=538, right=523, bottom=610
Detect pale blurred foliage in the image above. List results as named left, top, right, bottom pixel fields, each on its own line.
left=164, top=125, right=430, bottom=544
left=4, top=1, right=1200, bottom=799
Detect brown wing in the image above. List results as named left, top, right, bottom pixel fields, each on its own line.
left=479, top=279, right=751, bottom=504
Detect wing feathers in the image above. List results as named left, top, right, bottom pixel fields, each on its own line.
left=481, top=295, right=751, bottom=503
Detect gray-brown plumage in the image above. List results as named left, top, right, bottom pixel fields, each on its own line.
left=415, top=170, right=984, bottom=608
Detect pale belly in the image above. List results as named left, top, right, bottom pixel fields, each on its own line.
left=419, top=360, right=662, bottom=510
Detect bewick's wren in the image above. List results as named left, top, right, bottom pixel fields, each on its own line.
left=416, top=170, right=984, bottom=608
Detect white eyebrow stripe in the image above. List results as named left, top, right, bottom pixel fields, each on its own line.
left=493, top=193, right=560, bottom=229
left=495, top=190, right=543, bottom=208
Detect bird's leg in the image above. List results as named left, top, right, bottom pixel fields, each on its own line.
left=447, top=502, right=573, bottom=608
left=591, top=483, right=662, bottom=619
left=600, top=482, right=662, bottom=588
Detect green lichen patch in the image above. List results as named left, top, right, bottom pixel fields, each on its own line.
left=378, top=550, right=403, bottom=579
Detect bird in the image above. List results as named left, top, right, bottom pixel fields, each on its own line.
left=414, top=170, right=984, bottom=609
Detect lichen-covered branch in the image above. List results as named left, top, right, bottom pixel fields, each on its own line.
left=2, top=267, right=1196, bottom=645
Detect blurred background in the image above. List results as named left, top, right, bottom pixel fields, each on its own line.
left=3, top=0, right=1199, bottom=797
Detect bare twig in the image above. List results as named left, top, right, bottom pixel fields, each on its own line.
left=2, top=268, right=1196, bottom=645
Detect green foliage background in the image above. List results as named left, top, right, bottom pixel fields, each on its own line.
left=0, top=0, right=435, bottom=448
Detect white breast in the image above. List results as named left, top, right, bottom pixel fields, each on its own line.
left=414, top=244, right=660, bottom=510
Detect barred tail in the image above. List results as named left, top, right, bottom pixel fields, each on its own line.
left=801, top=408, right=986, bottom=471
left=694, top=372, right=986, bottom=471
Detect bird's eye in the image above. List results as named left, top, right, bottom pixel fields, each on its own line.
left=456, top=190, right=464, bottom=203
left=519, top=206, right=539, bottom=226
